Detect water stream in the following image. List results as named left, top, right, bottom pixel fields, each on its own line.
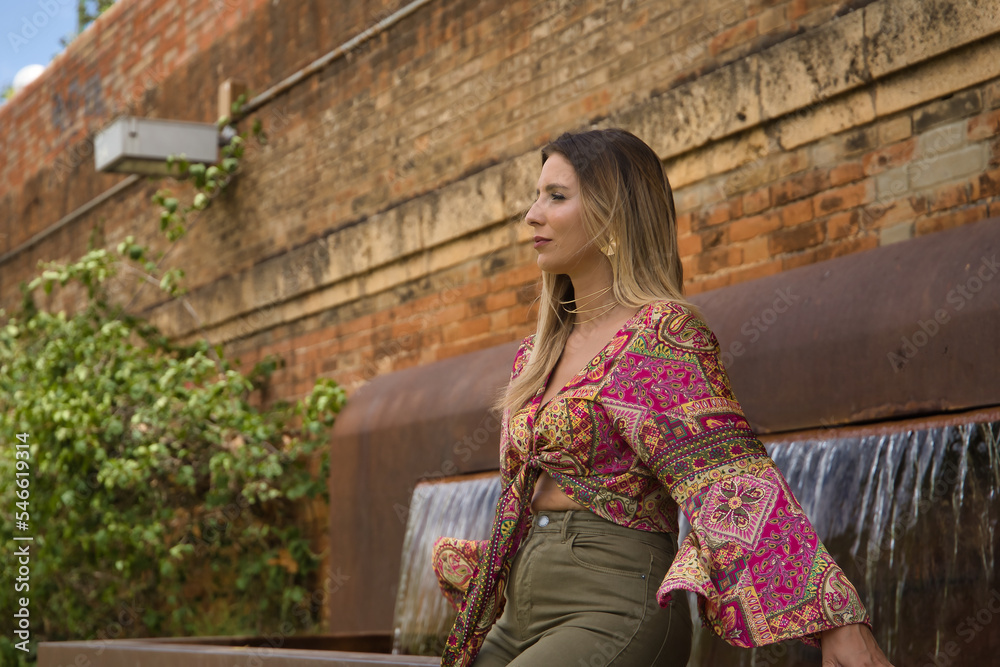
left=392, top=473, right=501, bottom=656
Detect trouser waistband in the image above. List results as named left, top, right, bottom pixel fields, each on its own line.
left=529, top=509, right=677, bottom=550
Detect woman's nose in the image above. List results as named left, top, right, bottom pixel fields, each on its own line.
left=525, top=200, right=542, bottom=226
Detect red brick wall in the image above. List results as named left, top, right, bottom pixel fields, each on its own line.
left=674, top=83, right=1000, bottom=292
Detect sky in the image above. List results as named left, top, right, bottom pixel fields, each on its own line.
left=1, top=1, right=82, bottom=94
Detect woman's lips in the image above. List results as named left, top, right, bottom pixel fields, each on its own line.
left=533, top=236, right=551, bottom=249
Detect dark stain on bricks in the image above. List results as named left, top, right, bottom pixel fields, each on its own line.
left=844, top=129, right=875, bottom=155
left=703, top=230, right=725, bottom=249
left=482, top=252, right=509, bottom=276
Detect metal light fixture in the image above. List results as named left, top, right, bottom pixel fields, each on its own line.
left=94, top=116, right=219, bottom=176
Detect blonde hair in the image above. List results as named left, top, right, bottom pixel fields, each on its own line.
left=497, top=128, right=706, bottom=414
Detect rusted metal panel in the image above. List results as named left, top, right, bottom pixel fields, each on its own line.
left=327, top=342, right=518, bottom=634
left=690, top=216, right=1000, bottom=434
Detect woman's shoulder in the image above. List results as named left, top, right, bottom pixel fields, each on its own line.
left=633, top=299, right=719, bottom=353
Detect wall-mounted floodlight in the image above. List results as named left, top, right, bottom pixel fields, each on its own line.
left=95, top=116, right=219, bottom=176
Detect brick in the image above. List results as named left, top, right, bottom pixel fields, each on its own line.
left=676, top=212, right=694, bottom=235
left=971, top=168, right=1000, bottom=200
left=696, top=245, right=743, bottom=274
left=727, top=259, right=783, bottom=285
left=879, top=222, right=913, bottom=246
left=681, top=255, right=696, bottom=278
left=841, top=126, right=879, bottom=158
left=700, top=228, right=726, bottom=250
left=910, top=145, right=988, bottom=190
left=927, top=183, right=970, bottom=213
left=742, top=186, right=771, bottom=215
left=913, top=90, right=983, bottom=134
left=768, top=220, right=825, bottom=255
left=862, top=138, right=916, bottom=176
left=677, top=233, right=701, bottom=256
left=730, top=210, right=782, bottom=242
left=863, top=198, right=921, bottom=229
left=757, top=6, right=786, bottom=34
left=914, top=205, right=989, bottom=236
left=781, top=199, right=815, bottom=227
left=775, top=150, right=812, bottom=179
left=690, top=272, right=732, bottom=293
left=990, top=201, right=1000, bottom=218
left=830, top=162, right=864, bottom=187
left=781, top=248, right=821, bottom=271
left=875, top=166, right=911, bottom=200
left=748, top=0, right=783, bottom=14
left=987, top=80, right=1000, bottom=110
left=485, top=290, right=517, bottom=311
left=879, top=116, right=912, bottom=145
left=826, top=211, right=862, bottom=241
left=442, top=314, right=492, bottom=344
left=710, top=18, right=758, bottom=56
left=814, top=181, right=870, bottom=215
left=697, top=201, right=733, bottom=229
left=740, top=235, right=769, bottom=263
left=771, top=169, right=831, bottom=206
left=814, top=235, right=879, bottom=261
left=917, top=120, right=968, bottom=159
left=789, top=0, right=826, bottom=21
left=967, top=109, right=1000, bottom=142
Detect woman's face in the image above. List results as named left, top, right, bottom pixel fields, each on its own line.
left=525, top=153, right=602, bottom=276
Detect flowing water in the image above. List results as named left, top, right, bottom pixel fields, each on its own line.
left=393, top=420, right=999, bottom=665
left=392, top=473, right=501, bottom=656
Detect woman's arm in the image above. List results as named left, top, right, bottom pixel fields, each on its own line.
left=603, top=301, right=881, bottom=654
left=821, top=623, right=894, bottom=667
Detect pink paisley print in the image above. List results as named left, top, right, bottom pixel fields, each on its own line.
left=431, top=300, right=870, bottom=666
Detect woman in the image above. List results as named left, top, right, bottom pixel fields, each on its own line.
left=432, top=128, right=892, bottom=666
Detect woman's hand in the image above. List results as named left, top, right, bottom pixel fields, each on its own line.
left=820, top=623, right=894, bottom=667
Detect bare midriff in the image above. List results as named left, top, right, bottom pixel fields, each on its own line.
left=530, top=470, right=587, bottom=512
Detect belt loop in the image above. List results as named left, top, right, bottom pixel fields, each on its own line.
left=560, top=510, right=573, bottom=542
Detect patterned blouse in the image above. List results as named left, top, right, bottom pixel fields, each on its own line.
left=431, top=300, right=869, bottom=667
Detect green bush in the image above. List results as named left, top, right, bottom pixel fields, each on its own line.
left=0, top=237, right=345, bottom=665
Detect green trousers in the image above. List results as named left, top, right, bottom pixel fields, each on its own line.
left=471, top=509, right=693, bottom=667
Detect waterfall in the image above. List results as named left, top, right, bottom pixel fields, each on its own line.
left=392, top=473, right=501, bottom=655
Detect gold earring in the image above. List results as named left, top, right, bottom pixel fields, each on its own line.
left=601, top=237, right=617, bottom=257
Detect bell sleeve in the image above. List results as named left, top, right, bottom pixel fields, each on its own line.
left=431, top=335, right=534, bottom=612
left=604, top=303, right=870, bottom=648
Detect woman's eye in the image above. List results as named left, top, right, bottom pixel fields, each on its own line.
left=550, top=193, right=564, bottom=200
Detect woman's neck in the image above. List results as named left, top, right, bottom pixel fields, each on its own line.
left=567, top=263, right=620, bottom=327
